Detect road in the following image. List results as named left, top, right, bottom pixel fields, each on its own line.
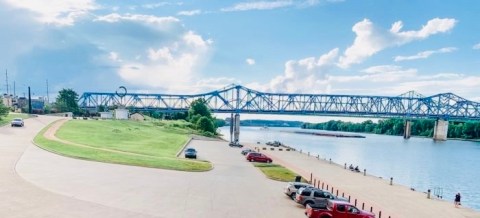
left=2, top=115, right=305, bottom=217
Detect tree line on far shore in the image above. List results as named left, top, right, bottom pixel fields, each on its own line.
left=301, top=119, right=480, bottom=139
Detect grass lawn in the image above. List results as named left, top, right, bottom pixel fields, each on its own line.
left=34, top=119, right=212, bottom=171
left=253, top=163, right=307, bottom=182
left=0, top=113, right=31, bottom=126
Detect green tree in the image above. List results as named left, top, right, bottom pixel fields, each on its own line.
left=0, top=99, right=9, bottom=119
left=187, top=98, right=217, bottom=135
left=197, top=116, right=215, bottom=133
left=188, top=99, right=212, bottom=120
left=55, top=88, right=79, bottom=114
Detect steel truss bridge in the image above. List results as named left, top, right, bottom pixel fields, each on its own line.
left=78, top=85, right=480, bottom=121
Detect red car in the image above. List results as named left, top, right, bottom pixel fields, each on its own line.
left=305, top=200, right=375, bottom=218
left=246, top=152, right=272, bottom=163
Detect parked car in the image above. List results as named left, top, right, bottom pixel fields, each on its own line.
left=305, top=200, right=375, bottom=218
left=284, top=182, right=314, bottom=200
left=184, top=148, right=197, bottom=159
left=11, top=118, right=24, bottom=127
left=241, top=149, right=255, bottom=155
left=295, top=187, right=348, bottom=208
left=246, top=152, right=272, bottom=163
left=266, top=140, right=283, bottom=147
left=229, top=142, right=243, bottom=148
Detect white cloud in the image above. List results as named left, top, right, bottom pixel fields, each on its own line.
left=118, top=31, right=213, bottom=93
left=246, top=58, right=256, bottom=65
left=394, top=47, right=457, bottom=62
left=262, top=48, right=339, bottom=93
left=142, top=2, right=180, bottom=9
left=338, top=18, right=457, bottom=68
left=95, top=13, right=179, bottom=25
left=221, top=0, right=294, bottom=12
left=473, top=43, right=480, bottom=50
left=4, top=0, right=97, bottom=26
left=177, top=10, right=201, bottom=16
left=109, top=52, right=120, bottom=62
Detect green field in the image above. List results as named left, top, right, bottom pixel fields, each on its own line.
left=34, top=119, right=212, bottom=171
left=0, top=113, right=31, bottom=126
left=253, top=163, right=307, bottom=182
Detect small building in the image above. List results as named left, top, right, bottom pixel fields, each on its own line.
left=114, top=108, right=129, bottom=120
left=130, top=113, right=145, bottom=121
left=99, top=112, right=113, bottom=119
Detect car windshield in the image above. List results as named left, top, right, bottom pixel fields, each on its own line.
left=13, top=118, right=22, bottom=121
left=186, top=148, right=195, bottom=152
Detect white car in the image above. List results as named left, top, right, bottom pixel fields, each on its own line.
left=11, top=118, right=24, bottom=127
left=284, top=182, right=314, bottom=200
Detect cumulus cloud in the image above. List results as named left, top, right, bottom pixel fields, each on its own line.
left=394, top=47, right=457, bottom=62
left=246, top=58, right=256, bottom=65
left=338, top=18, right=457, bottom=68
left=142, top=2, right=183, bottom=9
left=118, top=31, right=213, bottom=93
left=95, top=13, right=179, bottom=25
left=262, top=48, right=339, bottom=93
left=473, top=43, right=480, bottom=50
left=221, top=0, right=294, bottom=12
left=4, top=0, right=97, bottom=26
left=177, top=10, right=202, bottom=16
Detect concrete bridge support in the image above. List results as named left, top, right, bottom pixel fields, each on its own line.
left=234, top=113, right=240, bottom=144
left=433, top=119, right=449, bottom=141
left=229, top=113, right=241, bottom=144
left=403, top=120, right=412, bottom=139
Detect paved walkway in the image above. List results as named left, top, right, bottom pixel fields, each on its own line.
left=252, top=144, right=480, bottom=218
left=0, top=116, right=152, bottom=218
left=8, top=116, right=305, bottom=218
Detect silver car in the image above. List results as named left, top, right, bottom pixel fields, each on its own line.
left=11, top=118, right=24, bottom=127
left=284, top=182, right=314, bottom=199
left=294, top=187, right=348, bottom=207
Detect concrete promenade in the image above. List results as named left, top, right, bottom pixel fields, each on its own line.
left=6, top=116, right=305, bottom=218
left=253, top=144, right=480, bottom=218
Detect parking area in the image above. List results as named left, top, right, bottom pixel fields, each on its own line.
left=13, top=116, right=305, bottom=217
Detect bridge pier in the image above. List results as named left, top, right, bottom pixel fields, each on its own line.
left=403, top=120, right=411, bottom=139
left=433, top=119, right=449, bottom=141
left=229, top=113, right=241, bottom=145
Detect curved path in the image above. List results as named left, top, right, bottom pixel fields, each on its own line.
left=3, top=116, right=305, bottom=218
left=0, top=116, right=152, bottom=218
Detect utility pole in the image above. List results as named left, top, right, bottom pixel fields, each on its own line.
left=13, top=81, right=16, bottom=97
left=5, top=69, right=9, bottom=95
left=46, top=79, right=49, bottom=103
left=28, top=86, right=32, bottom=114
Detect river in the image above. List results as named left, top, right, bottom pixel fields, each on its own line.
left=219, top=126, right=480, bottom=211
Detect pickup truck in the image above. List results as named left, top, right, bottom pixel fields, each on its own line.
left=305, top=200, right=375, bottom=218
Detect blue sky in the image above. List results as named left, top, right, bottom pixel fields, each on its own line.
left=1, top=0, right=479, bottom=121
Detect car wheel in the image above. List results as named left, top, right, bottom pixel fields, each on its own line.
left=304, top=201, right=314, bottom=207
left=267, top=159, right=272, bottom=163
left=249, top=158, right=253, bottom=162
left=290, top=193, right=296, bottom=200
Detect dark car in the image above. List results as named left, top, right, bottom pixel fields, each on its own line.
left=241, top=149, right=255, bottom=155
left=246, top=152, right=272, bottom=163
left=184, top=148, right=197, bottom=159
left=229, top=142, right=243, bottom=148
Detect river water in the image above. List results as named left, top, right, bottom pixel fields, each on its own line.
left=219, top=126, right=480, bottom=211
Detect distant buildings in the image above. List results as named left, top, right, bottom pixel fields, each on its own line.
left=2, top=94, right=46, bottom=113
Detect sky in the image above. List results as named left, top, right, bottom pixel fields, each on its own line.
left=1, top=0, right=479, bottom=122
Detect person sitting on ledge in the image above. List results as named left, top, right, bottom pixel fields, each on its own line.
left=349, top=164, right=354, bottom=170
left=354, top=166, right=360, bottom=172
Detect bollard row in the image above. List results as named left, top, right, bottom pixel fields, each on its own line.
left=308, top=173, right=392, bottom=218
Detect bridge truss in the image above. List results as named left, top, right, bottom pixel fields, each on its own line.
left=78, top=85, right=480, bottom=121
